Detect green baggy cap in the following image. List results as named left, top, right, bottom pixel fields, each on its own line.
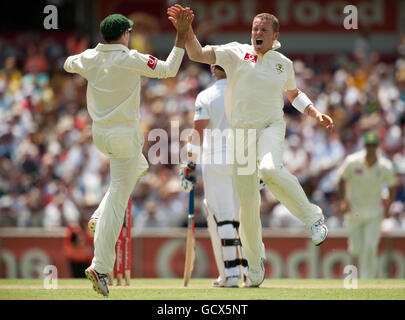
left=364, top=131, right=379, bottom=145
left=100, top=14, right=133, bottom=41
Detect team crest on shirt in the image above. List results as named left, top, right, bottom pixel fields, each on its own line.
left=244, top=53, right=258, bottom=63
left=355, top=167, right=363, bottom=175
left=147, top=55, right=158, bottom=70
left=275, top=63, right=284, bottom=74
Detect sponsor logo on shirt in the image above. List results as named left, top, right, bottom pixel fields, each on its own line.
left=275, top=63, right=284, bottom=74
left=244, top=53, right=258, bottom=63
left=147, top=56, right=158, bottom=70
left=355, top=168, right=363, bottom=175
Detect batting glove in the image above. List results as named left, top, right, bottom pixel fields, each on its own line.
left=180, top=162, right=196, bottom=192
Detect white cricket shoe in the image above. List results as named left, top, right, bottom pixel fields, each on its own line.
left=85, top=267, right=109, bottom=297
left=212, top=276, right=239, bottom=288
left=311, top=218, right=328, bottom=246
left=88, top=215, right=98, bottom=234
left=247, top=259, right=265, bottom=287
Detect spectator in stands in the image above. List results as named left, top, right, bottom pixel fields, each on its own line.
left=0, top=27, right=404, bottom=232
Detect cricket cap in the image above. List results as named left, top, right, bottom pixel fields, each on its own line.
left=363, top=131, right=379, bottom=145
left=100, top=14, right=133, bottom=41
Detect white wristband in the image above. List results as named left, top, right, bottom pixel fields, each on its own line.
left=292, top=92, right=313, bottom=113
left=186, top=143, right=201, bottom=162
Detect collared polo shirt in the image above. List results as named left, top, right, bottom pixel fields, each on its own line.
left=210, top=41, right=297, bottom=129
left=339, top=150, right=396, bottom=213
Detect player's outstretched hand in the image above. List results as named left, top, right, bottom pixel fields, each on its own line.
left=167, top=4, right=193, bottom=20
left=167, top=4, right=194, bottom=34
left=167, top=4, right=182, bottom=20
left=315, top=112, right=334, bottom=131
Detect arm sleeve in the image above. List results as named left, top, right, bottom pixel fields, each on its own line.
left=381, top=161, right=396, bottom=187
left=64, top=53, right=85, bottom=75
left=207, top=42, right=240, bottom=72
left=284, top=61, right=297, bottom=91
left=194, top=93, right=210, bottom=121
left=126, top=47, right=185, bottom=79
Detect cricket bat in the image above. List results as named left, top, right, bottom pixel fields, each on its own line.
left=183, top=187, right=196, bottom=287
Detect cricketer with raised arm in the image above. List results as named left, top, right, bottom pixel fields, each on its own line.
left=168, top=4, right=333, bottom=287
left=64, top=11, right=194, bottom=297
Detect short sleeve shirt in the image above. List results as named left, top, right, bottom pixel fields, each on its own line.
left=209, top=41, right=296, bottom=129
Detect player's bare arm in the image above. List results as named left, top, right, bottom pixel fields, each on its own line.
left=168, top=4, right=216, bottom=65
left=285, top=88, right=334, bottom=130
left=168, top=7, right=194, bottom=49
left=338, top=178, right=350, bottom=214
left=383, top=182, right=399, bottom=217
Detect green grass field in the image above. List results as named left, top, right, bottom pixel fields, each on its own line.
left=1, top=278, right=405, bottom=300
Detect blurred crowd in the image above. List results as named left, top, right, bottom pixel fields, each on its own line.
left=0, top=28, right=405, bottom=233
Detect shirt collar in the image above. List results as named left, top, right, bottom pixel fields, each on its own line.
left=253, top=40, right=282, bottom=56
left=95, top=43, right=129, bottom=53
left=272, top=40, right=281, bottom=51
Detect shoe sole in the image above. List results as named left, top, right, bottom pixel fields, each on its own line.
left=314, top=227, right=328, bottom=246
left=88, top=219, right=97, bottom=234
left=247, top=272, right=265, bottom=287
left=85, top=268, right=108, bottom=297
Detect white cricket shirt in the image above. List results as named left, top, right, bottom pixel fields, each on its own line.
left=339, top=150, right=396, bottom=214
left=64, top=43, right=184, bottom=124
left=209, top=41, right=297, bottom=129
left=194, top=78, right=230, bottom=164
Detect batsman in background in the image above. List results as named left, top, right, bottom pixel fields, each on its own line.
left=64, top=11, right=194, bottom=297
left=169, top=5, right=333, bottom=287
left=181, top=65, right=249, bottom=288
left=338, top=131, right=398, bottom=278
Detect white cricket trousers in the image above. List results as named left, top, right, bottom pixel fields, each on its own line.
left=230, top=119, right=323, bottom=270
left=345, top=210, right=383, bottom=279
left=202, top=162, right=241, bottom=278
left=89, top=122, right=148, bottom=274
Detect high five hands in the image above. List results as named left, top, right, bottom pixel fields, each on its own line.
left=167, top=4, right=194, bottom=34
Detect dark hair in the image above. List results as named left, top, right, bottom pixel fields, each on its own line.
left=104, top=34, right=122, bottom=42
left=254, top=13, right=279, bottom=32
left=214, top=65, right=224, bottom=72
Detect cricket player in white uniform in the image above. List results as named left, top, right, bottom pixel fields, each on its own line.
left=64, top=12, right=194, bottom=296
left=169, top=5, right=333, bottom=287
left=338, top=131, right=397, bottom=278
left=181, top=65, right=250, bottom=287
